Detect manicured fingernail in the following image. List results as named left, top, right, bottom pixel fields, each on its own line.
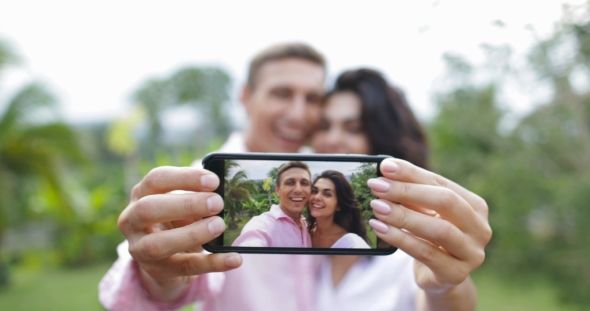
left=225, top=254, right=241, bottom=268
left=207, top=217, right=225, bottom=235
left=201, top=174, right=217, bottom=189
left=370, top=200, right=392, bottom=215
left=367, top=178, right=390, bottom=192
left=369, top=219, right=389, bottom=234
left=207, top=195, right=223, bottom=213
left=381, top=160, right=399, bottom=173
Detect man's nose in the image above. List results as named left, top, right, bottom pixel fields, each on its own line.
left=286, top=94, right=307, bottom=123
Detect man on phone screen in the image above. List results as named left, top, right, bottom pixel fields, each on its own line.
left=233, top=161, right=312, bottom=248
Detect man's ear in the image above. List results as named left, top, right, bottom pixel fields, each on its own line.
left=275, top=184, right=280, bottom=195
left=241, top=85, right=252, bottom=113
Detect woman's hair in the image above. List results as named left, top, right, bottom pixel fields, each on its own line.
left=328, top=69, right=429, bottom=169
left=307, top=170, right=368, bottom=242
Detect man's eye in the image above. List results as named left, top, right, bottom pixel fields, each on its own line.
left=318, top=120, right=329, bottom=131
left=306, top=93, right=323, bottom=105
left=272, top=89, right=291, bottom=99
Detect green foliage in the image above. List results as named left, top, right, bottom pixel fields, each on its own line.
left=224, top=161, right=258, bottom=229
left=429, top=7, right=590, bottom=307
left=132, top=66, right=233, bottom=156
left=349, top=163, right=378, bottom=220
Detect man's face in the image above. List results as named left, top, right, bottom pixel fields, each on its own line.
left=242, top=58, right=325, bottom=153
left=275, top=167, right=311, bottom=221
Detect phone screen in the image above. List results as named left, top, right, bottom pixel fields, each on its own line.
left=204, top=153, right=397, bottom=255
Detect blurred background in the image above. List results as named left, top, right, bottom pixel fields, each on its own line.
left=1, top=0, right=589, bottom=310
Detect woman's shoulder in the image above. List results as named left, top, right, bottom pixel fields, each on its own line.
left=331, top=233, right=371, bottom=249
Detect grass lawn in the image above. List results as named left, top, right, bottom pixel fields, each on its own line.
left=0, top=262, right=112, bottom=311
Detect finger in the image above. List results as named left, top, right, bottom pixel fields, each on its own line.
left=131, top=217, right=226, bottom=260
left=131, top=166, right=220, bottom=200
left=128, top=192, right=223, bottom=230
left=370, top=199, right=474, bottom=260
left=367, top=178, right=482, bottom=232
left=144, top=252, right=242, bottom=280
left=368, top=219, right=470, bottom=286
left=378, top=158, right=488, bottom=218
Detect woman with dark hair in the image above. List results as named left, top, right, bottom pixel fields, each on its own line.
left=312, top=68, right=429, bottom=169
left=307, top=170, right=369, bottom=249
left=311, top=69, right=431, bottom=311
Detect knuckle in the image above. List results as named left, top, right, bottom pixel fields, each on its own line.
left=420, top=244, right=439, bottom=264
left=144, top=167, right=164, bottom=191
left=134, top=197, right=154, bottom=224
left=142, top=238, right=164, bottom=260
left=434, top=222, right=456, bottom=241
left=187, top=226, right=204, bottom=245
left=130, top=183, right=142, bottom=200
left=473, top=249, right=486, bottom=267
left=393, top=206, right=411, bottom=228
left=179, top=257, right=199, bottom=276
left=481, top=223, right=493, bottom=243
left=477, top=197, right=489, bottom=213
left=438, top=189, right=459, bottom=208
left=433, top=174, right=449, bottom=188
left=398, top=182, right=413, bottom=199
left=208, top=255, right=227, bottom=272
left=183, top=195, right=199, bottom=215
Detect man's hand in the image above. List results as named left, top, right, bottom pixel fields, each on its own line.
left=117, top=166, right=242, bottom=301
left=367, top=158, right=492, bottom=310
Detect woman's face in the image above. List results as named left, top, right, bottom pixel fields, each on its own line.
left=310, top=178, right=339, bottom=219
left=311, top=91, right=371, bottom=154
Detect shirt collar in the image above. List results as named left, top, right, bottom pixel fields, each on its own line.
left=270, top=204, right=307, bottom=225
left=219, top=131, right=315, bottom=154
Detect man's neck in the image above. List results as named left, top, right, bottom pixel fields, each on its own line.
left=243, top=126, right=261, bottom=152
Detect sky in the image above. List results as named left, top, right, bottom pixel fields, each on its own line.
left=229, top=159, right=375, bottom=181
left=0, top=0, right=585, bottom=130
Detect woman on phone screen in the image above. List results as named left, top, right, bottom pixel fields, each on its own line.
left=307, top=170, right=370, bottom=249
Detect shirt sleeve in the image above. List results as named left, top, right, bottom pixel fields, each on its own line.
left=231, top=228, right=271, bottom=247
left=98, top=240, right=225, bottom=311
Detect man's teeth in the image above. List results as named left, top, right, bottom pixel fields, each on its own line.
left=291, top=198, right=304, bottom=202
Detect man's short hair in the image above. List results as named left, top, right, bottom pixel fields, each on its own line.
left=276, top=161, right=311, bottom=186
left=247, top=42, right=326, bottom=89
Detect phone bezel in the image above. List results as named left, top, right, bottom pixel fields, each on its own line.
left=202, top=152, right=397, bottom=255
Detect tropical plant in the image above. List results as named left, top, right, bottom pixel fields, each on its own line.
left=132, top=66, right=233, bottom=156
left=0, top=40, right=87, bottom=284
left=224, top=160, right=258, bottom=229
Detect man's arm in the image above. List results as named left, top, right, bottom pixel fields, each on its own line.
left=102, top=166, right=243, bottom=309
left=367, top=158, right=492, bottom=311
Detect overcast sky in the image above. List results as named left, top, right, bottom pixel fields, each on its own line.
left=0, top=0, right=583, bottom=130
left=229, top=159, right=375, bottom=181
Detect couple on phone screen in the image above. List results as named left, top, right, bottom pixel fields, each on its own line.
left=233, top=161, right=370, bottom=250
left=100, top=42, right=491, bottom=311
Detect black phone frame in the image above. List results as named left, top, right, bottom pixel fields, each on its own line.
left=202, top=152, right=397, bottom=255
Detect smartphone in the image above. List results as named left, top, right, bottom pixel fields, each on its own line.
left=202, top=152, right=397, bottom=255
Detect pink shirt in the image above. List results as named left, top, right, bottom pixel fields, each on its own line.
left=233, top=205, right=312, bottom=247
left=99, top=132, right=318, bottom=311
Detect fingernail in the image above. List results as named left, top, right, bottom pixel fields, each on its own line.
left=207, top=195, right=223, bottom=213
left=201, top=174, right=217, bottom=189
left=367, top=178, right=390, bottom=192
left=207, top=217, right=225, bottom=235
left=225, top=254, right=241, bottom=268
left=369, top=219, right=389, bottom=234
left=370, top=200, right=392, bottom=215
left=381, top=160, right=399, bottom=173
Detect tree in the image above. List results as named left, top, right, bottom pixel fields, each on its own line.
left=0, top=40, right=86, bottom=285
left=224, top=160, right=258, bottom=229
left=349, top=163, right=378, bottom=220
left=428, top=5, right=590, bottom=307
left=132, top=66, right=233, bottom=156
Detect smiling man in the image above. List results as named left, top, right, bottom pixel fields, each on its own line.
left=233, top=161, right=312, bottom=247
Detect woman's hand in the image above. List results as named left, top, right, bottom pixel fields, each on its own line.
left=367, top=158, right=491, bottom=300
